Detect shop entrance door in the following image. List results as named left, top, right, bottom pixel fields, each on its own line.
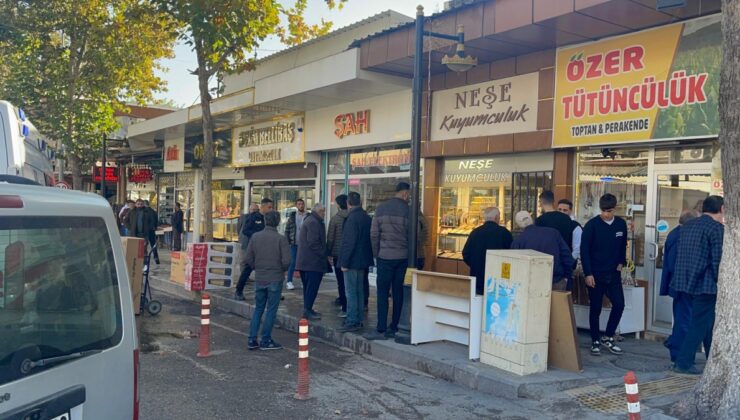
left=645, top=166, right=711, bottom=334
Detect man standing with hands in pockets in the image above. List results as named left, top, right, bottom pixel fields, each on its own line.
left=581, top=193, right=628, bottom=356
left=337, top=192, right=373, bottom=332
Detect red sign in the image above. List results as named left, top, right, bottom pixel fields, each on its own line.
left=54, top=180, right=70, bottom=189
left=165, top=144, right=180, bottom=161
left=93, top=166, right=119, bottom=182
left=334, top=110, right=370, bottom=139
left=129, top=167, right=153, bottom=184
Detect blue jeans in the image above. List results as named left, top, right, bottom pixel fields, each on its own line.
left=676, top=294, right=716, bottom=370
left=300, top=271, right=323, bottom=315
left=665, top=292, right=694, bottom=362
left=249, top=281, right=283, bottom=341
left=587, top=271, right=625, bottom=342
left=287, top=245, right=298, bottom=282
left=344, top=269, right=365, bottom=326
left=376, top=258, right=407, bottom=333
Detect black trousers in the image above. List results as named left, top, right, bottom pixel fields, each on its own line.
left=376, top=258, right=408, bottom=333
left=333, top=257, right=346, bottom=311
left=301, top=271, right=323, bottom=315
left=587, top=271, right=625, bottom=342
left=675, top=294, right=716, bottom=370
left=146, top=230, right=160, bottom=261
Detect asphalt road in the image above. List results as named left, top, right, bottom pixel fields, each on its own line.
left=137, top=293, right=572, bottom=420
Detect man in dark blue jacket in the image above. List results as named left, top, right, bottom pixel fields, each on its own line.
left=581, top=193, right=628, bottom=356
left=670, top=196, right=724, bottom=375
left=234, top=198, right=272, bottom=300
left=511, top=211, right=574, bottom=290
left=338, top=192, right=373, bottom=332
left=660, top=210, right=699, bottom=363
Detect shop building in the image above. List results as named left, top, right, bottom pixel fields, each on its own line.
left=352, top=0, right=722, bottom=336
left=123, top=11, right=412, bottom=240
left=305, top=90, right=412, bottom=218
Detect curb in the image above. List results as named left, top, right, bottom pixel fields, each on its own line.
left=150, top=275, right=594, bottom=400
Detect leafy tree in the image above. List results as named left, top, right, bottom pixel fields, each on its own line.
left=673, top=1, right=740, bottom=418
left=153, top=0, right=343, bottom=241
left=0, top=1, right=176, bottom=189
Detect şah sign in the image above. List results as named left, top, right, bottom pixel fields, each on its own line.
left=334, top=110, right=370, bottom=139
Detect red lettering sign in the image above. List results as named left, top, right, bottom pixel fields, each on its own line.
left=566, top=46, right=645, bottom=83
left=165, top=144, right=180, bottom=161
left=93, top=166, right=119, bottom=182
left=334, top=110, right=370, bottom=138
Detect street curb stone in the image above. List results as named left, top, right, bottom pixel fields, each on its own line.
left=149, top=275, right=594, bottom=400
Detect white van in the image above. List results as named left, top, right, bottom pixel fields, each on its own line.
left=0, top=101, right=55, bottom=186
left=0, top=183, right=138, bottom=419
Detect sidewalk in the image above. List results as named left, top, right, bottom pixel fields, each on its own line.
left=147, top=249, right=699, bottom=409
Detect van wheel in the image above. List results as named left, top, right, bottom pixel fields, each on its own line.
left=147, top=300, right=162, bottom=316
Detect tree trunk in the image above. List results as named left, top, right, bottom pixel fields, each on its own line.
left=673, top=3, right=740, bottom=418
left=68, top=154, right=83, bottom=191
left=195, top=41, right=214, bottom=242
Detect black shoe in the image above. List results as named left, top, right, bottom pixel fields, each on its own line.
left=364, top=331, right=387, bottom=340
left=310, top=310, right=322, bottom=317
left=338, top=324, right=362, bottom=333
left=672, top=365, right=702, bottom=375
left=248, top=339, right=259, bottom=350
left=334, top=297, right=342, bottom=306
left=155, top=258, right=161, bottom=265
left=234, top=292, right=245, bottom=301
left=304, top=312, right=321, bottom=321
left=260, top=340, right=283, bottom=351
left=384, top=330, right=397, bottom=339
left=601, top=336, right=624, bottom=355
left=590, top=341, right=601, bottom=356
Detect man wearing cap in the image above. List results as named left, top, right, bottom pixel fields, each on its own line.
left=511, top=210, right=574, bottom=292
left=368, top=182, right=411, bottom=340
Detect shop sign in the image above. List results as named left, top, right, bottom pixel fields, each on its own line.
left=93, top=162, right=119, bottom=182
left=232, top=117, right=304, bottom=167
left=163, top=137, right=185, bottom=173
left=350, top=148, right=410, bottom=174
left=553, top=14, right=721, bottom=147
left=442, top=153, right=553, bottom=187
left=430, top=72, right=539, bottom=141
left=186, top=131, right=232, bottom=169
left=335, top=110, right=370, bottom=139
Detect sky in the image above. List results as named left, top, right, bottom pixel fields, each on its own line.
left=154, top=0, right=444, bottom=107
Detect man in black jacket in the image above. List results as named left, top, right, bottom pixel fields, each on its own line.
left=171, top=203, right=184, bottom=251
left=144, top=200, right=160, bottom=264
left=536, top=190, right=574, bottom=251
left=338, top=192, right=373, bottom=332
left=462, top=207, right=513, bottom=295
left=296, top=203, right=328, bottom=320
left=234, top=198, right=273, bottom=301
left=581, top=193, right=628, bottom=356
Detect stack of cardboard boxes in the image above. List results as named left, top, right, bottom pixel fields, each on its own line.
left=184, top=243, right=238, bottom=291
left=121, top=237, right=146, bottom=315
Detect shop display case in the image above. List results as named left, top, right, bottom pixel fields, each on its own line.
left=437, top=186, right=508, bottom=260
left=211, top=186, right=243, bottom=242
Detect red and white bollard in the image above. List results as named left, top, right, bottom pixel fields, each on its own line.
left=294, top=318, right=311, bottom=400
left=624, top=371, right=641, bottom=420
left=197, top=293, right=211, bottom=358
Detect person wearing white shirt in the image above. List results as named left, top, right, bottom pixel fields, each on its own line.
left=557, top=199, right=582, bottom=261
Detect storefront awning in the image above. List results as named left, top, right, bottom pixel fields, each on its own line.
left=352, top=0, right=721, bottom=77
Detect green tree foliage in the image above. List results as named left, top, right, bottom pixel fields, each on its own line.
left=0, top=1, right=177, bottom=189
left=153, top=0, right=344, bottom=241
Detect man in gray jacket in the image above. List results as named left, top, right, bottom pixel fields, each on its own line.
left=369, top=182, right=410, bottom=340
left=245, top=210, right=291, bottom=351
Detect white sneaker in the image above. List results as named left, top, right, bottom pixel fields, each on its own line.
left=286, top=281, right=295, bottom=290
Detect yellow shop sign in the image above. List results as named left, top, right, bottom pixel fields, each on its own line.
left=553, top=15, right=720, bottom=148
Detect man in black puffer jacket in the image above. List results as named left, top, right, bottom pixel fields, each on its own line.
left=369, top=182, right=410, bottom=340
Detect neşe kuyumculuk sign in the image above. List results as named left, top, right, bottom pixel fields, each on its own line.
left=430, top=72, right=539, bottom=141
left=553, top=14, right=721, bottom=148
left=232, top=116, right=304, bottom=167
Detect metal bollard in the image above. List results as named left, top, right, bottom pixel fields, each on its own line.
left=293, top=318, right=311, bottom=400
left=624, top=371, right=641, bottom=420
left=197, top=293, right=211, bottom=358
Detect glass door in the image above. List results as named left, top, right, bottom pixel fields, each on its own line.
left=645, top=167, right=711, bottom=333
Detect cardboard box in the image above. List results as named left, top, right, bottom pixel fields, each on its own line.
left=185, top=243, right=237, bottom=291
left=171, top=251, right=187, bottom=285
left=121, top=237, right=146, bottom=314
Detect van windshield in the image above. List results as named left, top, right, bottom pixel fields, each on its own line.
left=0, top=217, right=122, bottom=385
